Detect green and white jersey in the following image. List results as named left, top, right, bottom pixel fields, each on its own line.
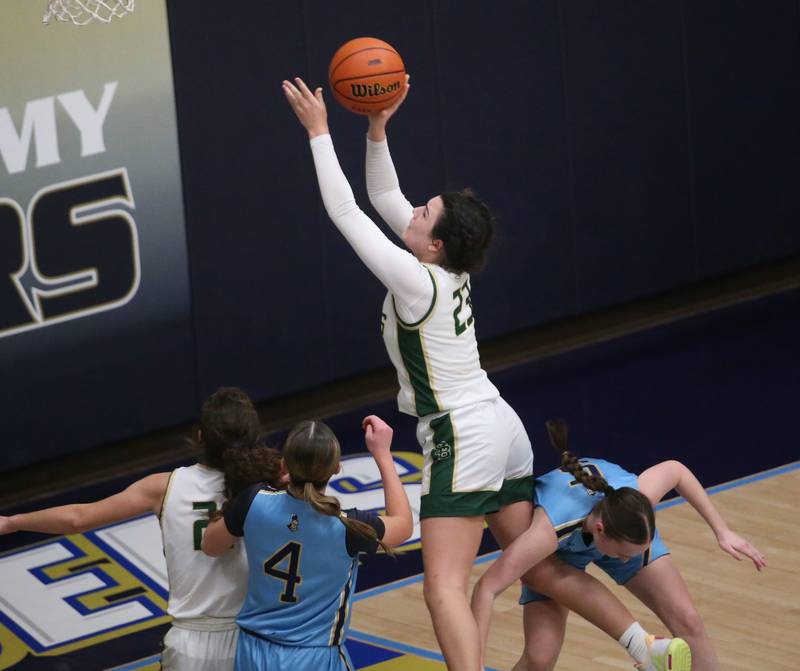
left=160, top=464, right=248, bottom=621
left=381, top=264, right=499, bottom=417
left=309, top=135, right=499, bottom=417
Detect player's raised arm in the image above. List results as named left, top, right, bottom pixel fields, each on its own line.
left=0, top=472, right=169, bottom=536
left=282, top=77, right=431, bottom=310
left=637, top=460, right=767, bottom=570
left=362, top=415, right=413, bottom=547
left=365, top=76, right=414, bottom=238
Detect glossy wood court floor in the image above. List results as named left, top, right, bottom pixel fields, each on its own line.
left=350, top=464, right=798, bottom=670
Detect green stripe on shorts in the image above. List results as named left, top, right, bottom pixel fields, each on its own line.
left=420, top=475, right=534, bottom=518
left=498, top=475, right=534, bottom=508
left=421, top=413, right=500, bottom=518
left=428, top=413, right=455, bottom=497
left=420, top=490, right=499, bottom=518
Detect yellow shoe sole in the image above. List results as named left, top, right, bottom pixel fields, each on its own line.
left=665, top=637, right=692, bottom=671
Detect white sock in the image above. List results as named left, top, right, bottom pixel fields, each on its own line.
left=618, top=621, right=650, bottom=665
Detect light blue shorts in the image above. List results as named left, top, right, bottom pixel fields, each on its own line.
left=519, top=528, right=670, bottom=604
left=235, top=629, right=353, bottom=671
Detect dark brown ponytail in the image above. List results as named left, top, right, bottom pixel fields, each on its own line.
left=547, top=419, right=614, bottom=496
left=190, top=387, right=263, bottom=469
left=546, top=418, right=655, bottom=545
left=220, top=445, right=283, bottom=499
left=190, top=387, right=285, bottom=521
left=285, top=420, right=395, bottom=556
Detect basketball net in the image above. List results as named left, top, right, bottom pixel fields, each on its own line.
left=43, top=0, right=135, bottom=25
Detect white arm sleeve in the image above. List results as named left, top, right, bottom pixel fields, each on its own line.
left=309, top=134, right=432, bottom=319
left=365, top=137, right=414, bottom=238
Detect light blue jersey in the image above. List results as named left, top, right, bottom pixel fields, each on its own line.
left=535, top=458, right=639, bottom=548
left=224, top=485, right=383, bottom=669
left=520, top=458, right=669, bottom=604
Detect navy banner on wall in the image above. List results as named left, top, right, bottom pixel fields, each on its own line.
left=0, top=1, right=195, bottom=467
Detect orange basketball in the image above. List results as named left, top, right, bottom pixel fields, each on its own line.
left=328, top=37, right=405, bottom=115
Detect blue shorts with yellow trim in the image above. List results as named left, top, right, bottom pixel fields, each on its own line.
left=236, top=628, right=354, bottom=671
left=519, top=528, right=670, bottom=604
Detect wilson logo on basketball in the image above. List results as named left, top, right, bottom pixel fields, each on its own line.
left=350, top=81, right=402, bottom=98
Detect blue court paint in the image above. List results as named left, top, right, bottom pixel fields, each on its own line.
left=345, top=637, right=403, bottom=667
left=105, top=655, right=160, bottom=671
left=349, top=630, right=500, bottom=671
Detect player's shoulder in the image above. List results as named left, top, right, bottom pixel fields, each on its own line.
left=426, top=262, right=466, bottom=286
left=246, top=485, right=291, bottom=519
left=342, top=508, right=385, bottom=556
left=173, top=462, right=223, bottom=482
left=226, top=483, right=279, bottom=537
left=247, top=483, right=283, bottom=501
left=253, top=485, right=286, bottom=503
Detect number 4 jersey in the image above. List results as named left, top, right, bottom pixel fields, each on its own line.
left=381, top=263, right=499, bottom=417
left=159, top=463, right=249, bottom=621
left=224, top=485, right=385, bottom=647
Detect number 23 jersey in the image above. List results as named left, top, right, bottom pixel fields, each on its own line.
left=381, top=263, right=499, bottom=417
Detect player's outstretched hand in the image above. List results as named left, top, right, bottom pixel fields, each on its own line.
left=0, top=516, right=15, bottom=535
left=717, top=528, right=767, bottom=571
left=282, top=77, right=329, bottom=139
left=368, top=74, right=410, bottom=124
left=362, top=415, right=393, bottom=459
left=367, top=74, right=410, bottom=141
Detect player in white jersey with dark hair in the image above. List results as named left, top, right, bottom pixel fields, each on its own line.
left=282, top=75, right=689, bottom=671
left=0, top=387, right=282, bottom=671
left=283, top=75, right=533, bottom=670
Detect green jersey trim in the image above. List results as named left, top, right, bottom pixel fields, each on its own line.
left=396, top=325, right=441, bottom=416
left=428, top=413, right=456, bottom=496
left=158, top=469, right=177, bottom=526
left=392, top=266, right=438, bottom=328
left=393, top=267, right=441, bottom=416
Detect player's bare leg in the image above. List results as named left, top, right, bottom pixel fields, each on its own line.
left=486, top=500, right=534, bottom=550
left=626, top=557, right=718, bottom=671
left=513, top=600, right=568, bottom=671
left=525, top=556, right=638, bottom=638
left=421, top=515, right=486, bottom=671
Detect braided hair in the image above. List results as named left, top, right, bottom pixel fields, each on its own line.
left=545, top=419, right=655, bottom=545
left=284, top=420, right=395, bottom=556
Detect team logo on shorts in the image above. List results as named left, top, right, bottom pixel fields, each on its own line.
left=432, top=441, right=452, bottom=462
left=287, top=514, right=299, bottom=532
